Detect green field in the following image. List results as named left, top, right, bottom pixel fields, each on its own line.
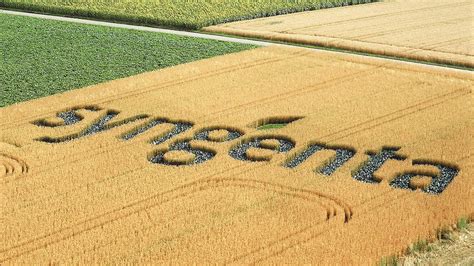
left=1, top=0, right=376, bottom=30
left=0, top=14, right=255, bottom=107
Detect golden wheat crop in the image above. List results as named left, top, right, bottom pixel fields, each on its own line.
left=204, top=0, right=474, bottom=68
left=0, top=46, right=472, bottom=264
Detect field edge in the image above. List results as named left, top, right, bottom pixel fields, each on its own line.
left=0, top=1, right=378, bottom=30
left=203, top=26, right=474, bottom=69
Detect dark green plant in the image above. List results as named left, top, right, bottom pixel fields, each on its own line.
left=257, top=124, right=288, bottom=130
left=457, top=217, right=469, bottom=231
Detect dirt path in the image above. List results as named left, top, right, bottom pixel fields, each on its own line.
left=204, top=0, right=474, bottom=68
left=401, top=224, right=474, bottom=265
left=1, top=46, right=472, bottom=264
left=3, top=8, right=472, bottom=73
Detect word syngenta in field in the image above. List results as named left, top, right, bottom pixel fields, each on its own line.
left=32, top=106, right=459, bottom=195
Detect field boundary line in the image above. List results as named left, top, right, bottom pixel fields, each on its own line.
left=204, top=26, right=474, bottom=69
left=1, top=9, right=473, bottom=75
left=0, top=9, right=270, bottom=46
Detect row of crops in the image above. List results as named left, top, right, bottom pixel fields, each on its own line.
left=0, top=13, right=255, bottom=107
left=0, top=0, right=377, bottom=29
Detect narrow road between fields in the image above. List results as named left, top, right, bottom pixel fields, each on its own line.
left=1, top=9, right=472, bottom=75
left=0, top=9, right=270, bottom=46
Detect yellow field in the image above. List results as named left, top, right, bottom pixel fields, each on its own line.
left=1, top=46, right=473, bottom=263
left=204, top=0, right=474, bottom=68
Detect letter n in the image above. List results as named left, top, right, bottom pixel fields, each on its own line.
left=284, top=143, right=355, bottom=176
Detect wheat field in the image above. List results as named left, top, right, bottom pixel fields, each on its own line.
left=205, top=0, right=474, bottom=68
left=1, top=46, right=472, bottom=263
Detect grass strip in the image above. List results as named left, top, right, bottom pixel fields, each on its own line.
left=257, top=124, right=288, bottom=130
left=0, top=13, right=256, bottom=107
left=0, top=0, right=377, bottom=30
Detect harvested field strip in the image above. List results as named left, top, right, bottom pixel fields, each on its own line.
left=0, top=13, right=256, bottom=107
left=204, top=0, right=474, bottom=68
left=0, top=0, right=377, bottom=30
left=1, top=46, right=472, bottom=263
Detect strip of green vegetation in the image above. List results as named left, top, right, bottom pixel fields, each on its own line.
left=257, top=124, right=288, bottom=130
left=457, top=217, right=469, bottom=230
left=0, top=14, right=255, bottom=107
left=0, top=0, right=377, bottom=30
left=379, top=255, right=398, bottom=266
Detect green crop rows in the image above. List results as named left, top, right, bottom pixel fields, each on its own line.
left=1, top=0, right=376, bottom=30
left=0, top=14, right=256, bottom=107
